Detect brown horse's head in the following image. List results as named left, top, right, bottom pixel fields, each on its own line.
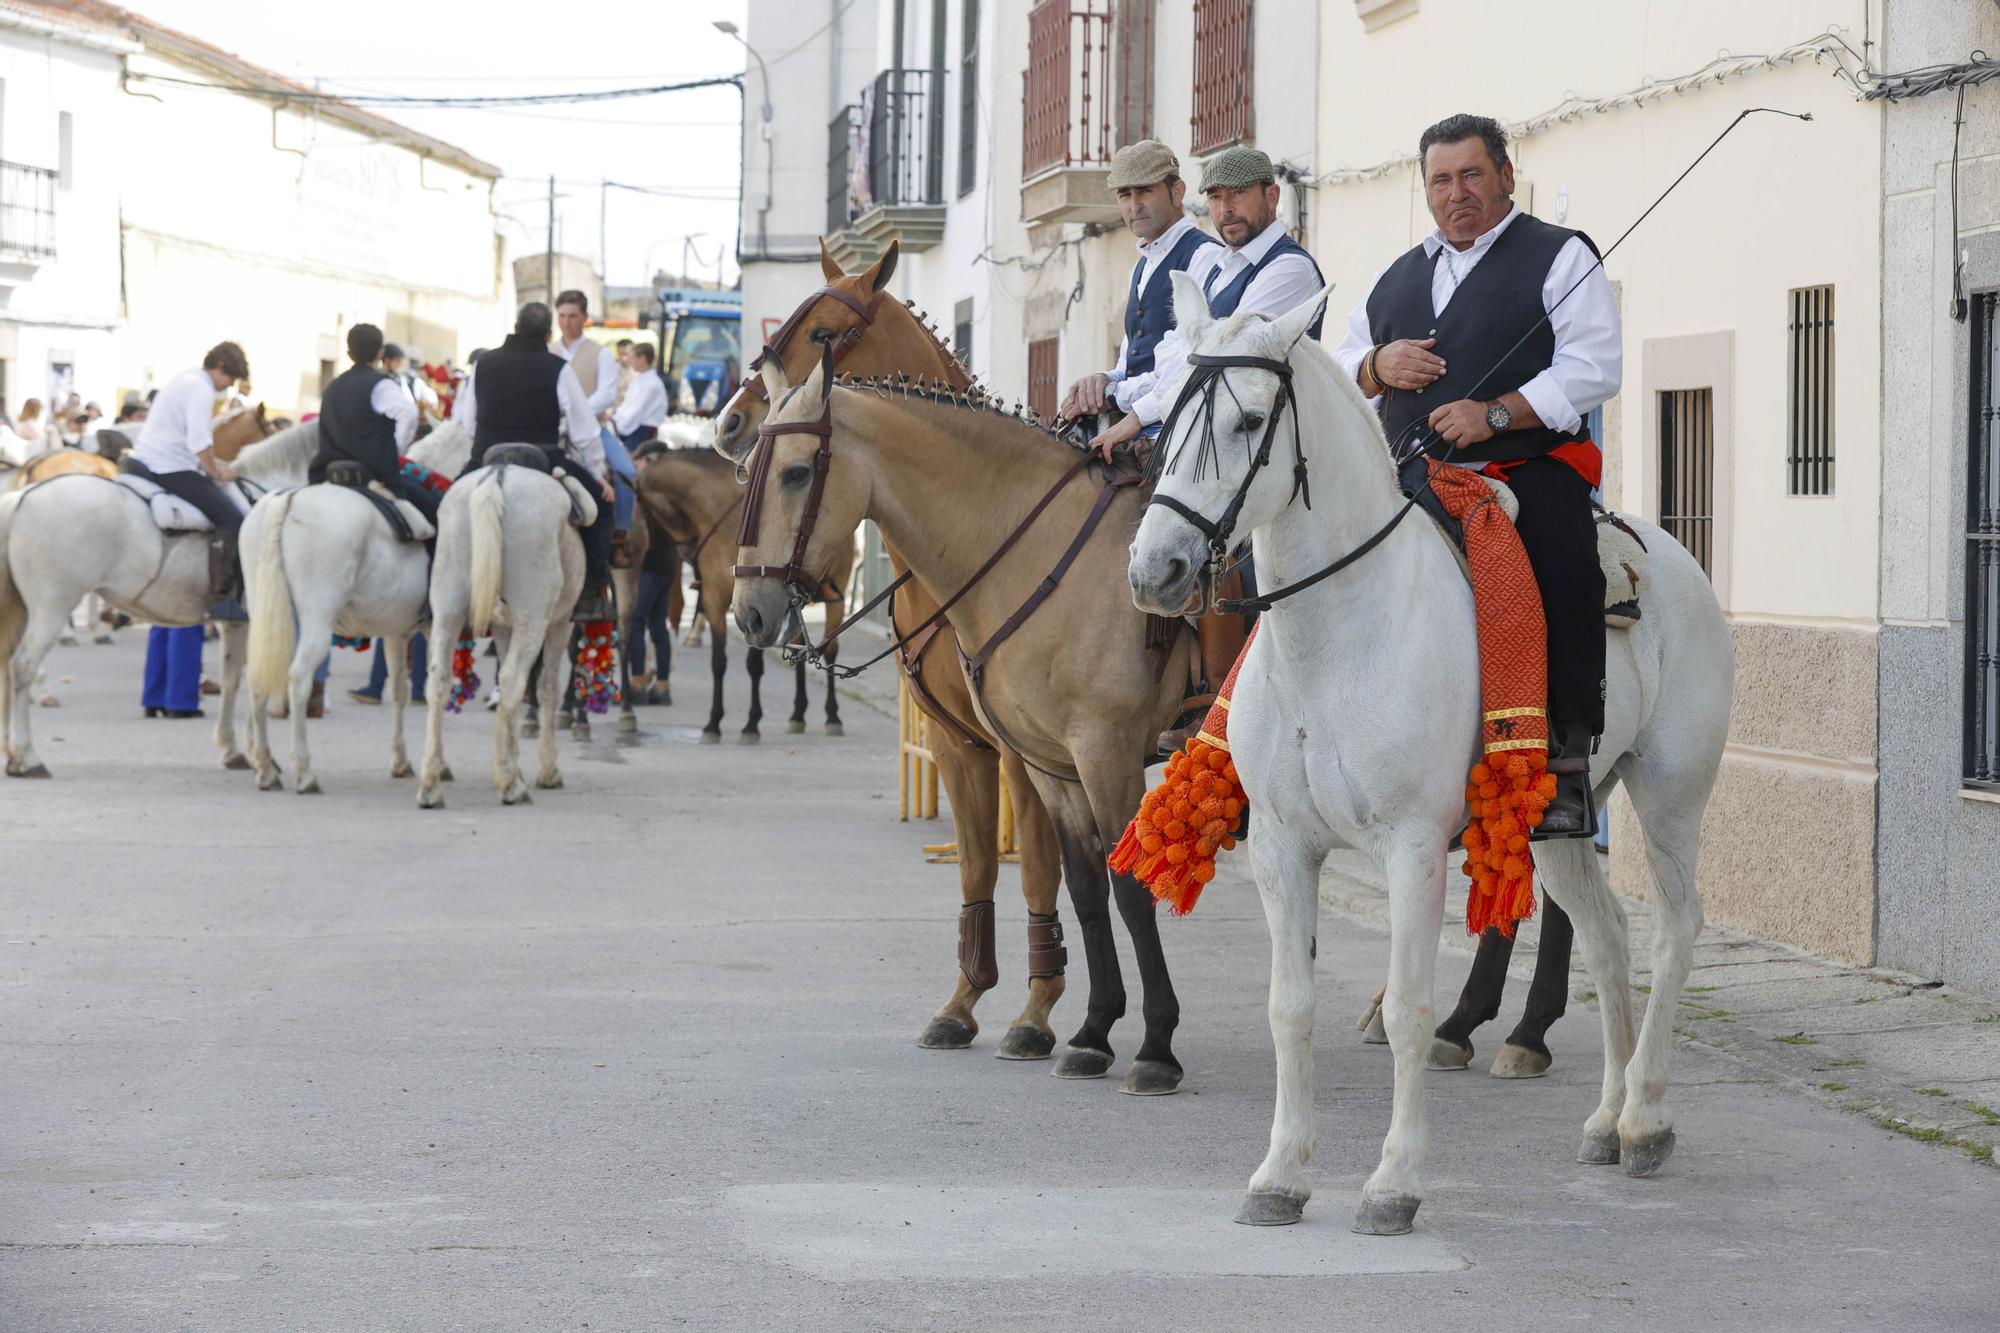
left=714, top=237, right=969, bottom=464
left=209, top=402, right=273, bottom=462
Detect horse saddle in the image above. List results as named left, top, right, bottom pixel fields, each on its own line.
left=321, top=462, right=432, bottom=543
left=1399, top=456, right=1648, bottom=627
left=552, top=467, right=600, bottom=530
left=114, top=460, right=250, bottom=533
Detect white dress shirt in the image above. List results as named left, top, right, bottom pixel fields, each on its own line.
left=1135, top=221, right=1324, bottom=425
left=558, top=336, right=622, bottom=418
left=129, top=367, right=221, bottom=475
left=457, top=359, right=606, bottom=480
left=1332, top=203, right=1621, bottom=444
left=1104, top=215, right=1208, bottom=414
left=370, top=376, right=420, bottom=453
left=611, top=369, right=668, bottom=436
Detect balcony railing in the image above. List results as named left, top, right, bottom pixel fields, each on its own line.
left=0, top=161, right=57, bottom=261
left=1022, top=2, right=1115, bottom=180
left=866, top=67, right=945, bottom=209
left=828, top=104, right=863, bottom=237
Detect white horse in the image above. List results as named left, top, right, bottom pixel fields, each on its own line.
left=1127, top=275, right=1733, bottom=1235
left=416, top=455, right=591, bottom=808
left=243, top=423, right=475, bottom=793
left=0, top=423, right=320, bottom=778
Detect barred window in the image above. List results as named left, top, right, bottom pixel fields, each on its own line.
left=1966, top=293, right=2000, bottom=788
left=1659, top=387, right=1715, bottom=579
left=958, top=0, right=979, bottom=198
left=953, top=298, right=974, bottom=372
left=1027, top=337, right=1059, bottom=422
left=1190, top=0, right=1252, bottom=156
left=1787, top=284, right=1835, bottom=495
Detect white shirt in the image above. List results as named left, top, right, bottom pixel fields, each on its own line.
left=130, top=367, right=221, bottom=475
left=1332, top=204, right=1621, bottom=444
left=558, top=336, right=622, bottom=418
left=457, top=356, right=607, bottom=480
left=369, top=375, right=420, bottom=453
left=393, top=368, right=440, bottom=413
left=1104, top=215, right=1209, bottom=414
left=611, top=369, right=668, bottom=436
left=1135, top=221, right=1324, bottom=425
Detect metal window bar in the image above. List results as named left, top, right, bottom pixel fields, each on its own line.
left=868, top=68, right=945, bottom=209
left=1114, top=0, right=1154, bottom=147
left=1027, top=337, right=1059, bottom=422
left=958, top=0, right=980, bottom=198
left=1190, top=0, right=1252, bottom=156
left=1021, top=2, right=1114, bottom=179
left=828, top=105, right=862, bottom=236
left=1787, top=284, right=1835, bottom=496
left=0, top=160, right=57, bottom=260
left=1966, top=292, right=2000, bottom=786
left=1659, top=387, right=1715, bottom=580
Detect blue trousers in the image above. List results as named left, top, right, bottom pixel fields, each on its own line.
left=602, top=426, right=639, bottom=531
left=363, top=633, right=428, bottom=700
left=627, top=570, right=674, bottom=677
left=142, top=625, right=204, bottom=712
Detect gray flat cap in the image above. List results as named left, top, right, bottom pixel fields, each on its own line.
left=1106, top=139, right=1180, bottom=190
left=1199, top=145, right=1277, bottom=192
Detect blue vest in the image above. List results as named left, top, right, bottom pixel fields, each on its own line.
left=1123, top=226, right=1222, bottom=376
left=1202, top=230, right=1326, bottom=339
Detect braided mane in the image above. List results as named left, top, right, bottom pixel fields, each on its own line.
left=830, top=371, right=1086, bottom=453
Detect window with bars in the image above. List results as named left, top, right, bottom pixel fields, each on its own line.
left=1787, top=284, right=1835, bottom=495
left=958, top=0, right=979, bottom=198
left=1659, top=387, right=1715, bottom=580
left=953, top=298, right=974, bottom=372
left=1190, top=0, right=1252, bottom=156
left=1027, top=337, right=1059, bottom=422
left=1965, top=293, right=2000, bottom=788
left=1114, top=0, right=1155, bottom=147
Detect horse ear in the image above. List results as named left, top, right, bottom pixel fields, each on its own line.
left=1269, top=282, right=1334, bottom=353
left=865, top=239, right=900, bottom=293
left=759, top=351, right=792, bottom=400
left=1170, top=270, right=1213, bottom=347
left=818, top=235, right=843, bottom=281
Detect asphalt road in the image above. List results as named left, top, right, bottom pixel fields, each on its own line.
left=3, top=629, right=1996, bottom=1330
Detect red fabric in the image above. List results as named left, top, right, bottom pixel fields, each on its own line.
left=1480, top=438, right=1601, bottom=489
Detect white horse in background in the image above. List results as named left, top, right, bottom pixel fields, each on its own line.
left=0, top=422, right=321, bottom=778
left=243, top=422, right=475, bottom=793
left=1127, top=275, right=1732, bottom=1235
left=416, top=454, right=591, bottom=808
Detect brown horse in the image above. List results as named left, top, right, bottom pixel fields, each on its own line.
left=208, top=403, right=274, bottom=461
left=634, top=447, right=853, bottom=743
left=714, top=242, right=1072, bottom=1063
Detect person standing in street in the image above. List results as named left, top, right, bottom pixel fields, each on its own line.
left=125, top=341, right=254, bottom=620
left=553, top=291, right=640, bottom=566
left=141, top=624, right=206, bottom=718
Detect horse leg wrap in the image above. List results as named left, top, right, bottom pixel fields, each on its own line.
left=958, top=900, right=999, bottom=991
left=1026, top=912, right=1068, bottom=979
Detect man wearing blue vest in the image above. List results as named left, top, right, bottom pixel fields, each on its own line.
left=1060, top=139, right=1218, bottom=441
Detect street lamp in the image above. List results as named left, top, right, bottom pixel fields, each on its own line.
left=713, top=18, right=772, bottom=261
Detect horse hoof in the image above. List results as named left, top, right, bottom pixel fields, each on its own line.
left=10, top=761, right=51, bottom=779
left=1426, top=1037, right=1474, bottom=1071
left=256, top=770, right=283, bottom=792
left=1052, top=1046, right=1113, bottom=1080
left=617, top=714, right=638, bottom=735
left=1620, top=1129, right=1676, bottom=1178
left=786, top=718, right=806, bottom=734
left=223, top=752, right=253, bottom=771
left=417, top=785, right=445, bottom=809
left=700, top=731, right=721, bottom=745
left=1352, top=1193, right=1420, bottom=1236
left=651, top=687, right=671, bottom=706
left=1359, top=999, right=1388, bottom=1045
left=390, top=759, right=415, bottom=779
left=439, top=764, right=455, bottom=783
left=917, top=1017, right=977, bottom=1049
left=1490, top=1043, right=1552, bottom=1079
left=739, top=731, right=760, bottom=746
left=536, top=772, right=564, bottom=790
left=93, top=634, right=115, bottom=646
left=1235, top=1192, right=1306, bottom=1227
left=553, top=712, right=573, bottom=731
left=296, top=776, right=322, bottom=795
left=995, top=1025, right=1056, bottom=1061
left=571, top=723, right=592, bottom=743
left=501, top=783, right=532, bottom=806
left=1577, top=1129, right=1621, bottom=1166
left=521, top=720, right=540, bottom=739
left=1119, top=1059, right=1184, bottom=1096
left=824, top=720, right=844, bottom=737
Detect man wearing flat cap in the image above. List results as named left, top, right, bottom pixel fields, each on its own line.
left=1060, top=139, right=1218, bottom=448
left=1090, top=145, right=1326, bottom=461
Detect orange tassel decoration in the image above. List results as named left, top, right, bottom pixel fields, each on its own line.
left=1109, top=627, right=1256, bottom=915
left=1461, top=751, right=1558, bottom=936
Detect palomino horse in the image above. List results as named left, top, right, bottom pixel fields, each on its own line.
left=0, top=421, right=313, bottom=779
left=1127, top=278, right=1732, bottom=1232
left=633, top=447, right=852, bottom=744
left=733, top=352, right=1197, bottom=1094
left=9, top=448, right=118, bottom=490
left=244, top=422, right=474, bottom=792
left=417, top=456, right=591, bottom=808
left=713, top=242, right=1069, bottom=1059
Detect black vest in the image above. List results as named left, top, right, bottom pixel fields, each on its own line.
left=1365, top=212, right=1596, bottom=464
left=1124, top=225, right=1221, bottom=376
left=311, top=362, right=398, bottom=485
left=472, top=332, right=565, bottom=451
left=1204, top=230, right=1327, bottom=338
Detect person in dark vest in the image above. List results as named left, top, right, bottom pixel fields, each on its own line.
left=457, top=301, right=616, bottom=619
left=1334, top=113, right=1621, bottom=838
left=309, top=322, right=437, bottom=528
left=1060, top=139, right=1219, bottom=444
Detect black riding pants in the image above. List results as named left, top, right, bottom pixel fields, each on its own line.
left=150, top=467, right=243, bottom=538
left=1501, top=455, right=1605, bottom=737
left=388, top=476, right=442, bottom=529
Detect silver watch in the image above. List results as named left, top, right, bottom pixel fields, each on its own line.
left=1485, top=401, right=1511, bottom=433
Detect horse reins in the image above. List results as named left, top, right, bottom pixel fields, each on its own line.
left=739, top=286, right=888, bottom=403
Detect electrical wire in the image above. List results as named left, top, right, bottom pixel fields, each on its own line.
left=122, top=69, right=741, bottom=108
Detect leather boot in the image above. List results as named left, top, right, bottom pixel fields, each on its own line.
left=206, top=534, right=247, bottom=622
left=1535, top=722, right=1598, bottom=841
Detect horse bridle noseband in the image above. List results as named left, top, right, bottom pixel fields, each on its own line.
left=740, top=285, right=888, bottom=403
left=731, top=365, right=836, bottom=611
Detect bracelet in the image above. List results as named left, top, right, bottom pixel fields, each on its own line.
left=1361, top=345, right=1382, bottom=395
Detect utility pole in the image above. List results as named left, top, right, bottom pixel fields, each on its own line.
left=545, top=172, right=556, bottom=304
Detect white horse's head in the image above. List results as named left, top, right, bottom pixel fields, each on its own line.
left=232, top=419, right=321, bottom=491
left=1128, top=273, right=1332, bottom=615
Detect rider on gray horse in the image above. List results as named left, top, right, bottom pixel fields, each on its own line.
left=309, top=322, right=441, bottom=531
left=124, top=340, right=253, bottom=621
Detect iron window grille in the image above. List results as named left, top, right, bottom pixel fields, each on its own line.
left=1965, top=292, right=2000, bottom=787
left=958, top=0, right=980, bottom=198
left=827, top=105, right=863, bottom=236
left=1787, top=284, right=1835, bottom=496
left=1190, top=0, right=1252, bottom=156
left=867, top=67, right=946, bottom=209
left=953, top=298, right=974, bottom=372
left=1027, top=337, right=1059, bottom=422
left=1659, top=387, right=1715, bottom=580
left=0, top=161, right=57, bottom=260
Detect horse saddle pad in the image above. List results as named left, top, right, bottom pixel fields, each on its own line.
left=1400, top=458, right=1648, bottom=627
left=113, top=471, right=249, bottom=533
left=363, top=481, right=434, bottom=543
left=551, top=467, right=600, bottom=530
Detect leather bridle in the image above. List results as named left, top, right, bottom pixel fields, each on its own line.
left=739, top=285, right=888, bottom=403
left=731, top=380, right=835, bottom=611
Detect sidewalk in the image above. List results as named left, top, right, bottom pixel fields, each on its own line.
left=1317, top=848, right=2000, bottom=1167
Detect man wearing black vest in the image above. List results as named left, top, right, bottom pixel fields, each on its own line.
left=1335, top=113, right=1621, bottom=838
left=457, top=301, right=616, bottom=619
left=309, top=322, right=436, bottom=529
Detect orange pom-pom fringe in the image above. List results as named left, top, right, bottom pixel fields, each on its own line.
left=1109, top=736, right=1248, bottom=915
left=1459, top=748, right=1555, bottom=938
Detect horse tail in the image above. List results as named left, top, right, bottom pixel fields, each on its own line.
left=468, top=466, right=507, bottom=637
left=247, top=492, right=298, bottom=699
left=0, top=492, right=24, bottom=669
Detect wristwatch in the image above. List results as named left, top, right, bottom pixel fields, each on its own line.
left=1484, top=401, right=1511, bottom=433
